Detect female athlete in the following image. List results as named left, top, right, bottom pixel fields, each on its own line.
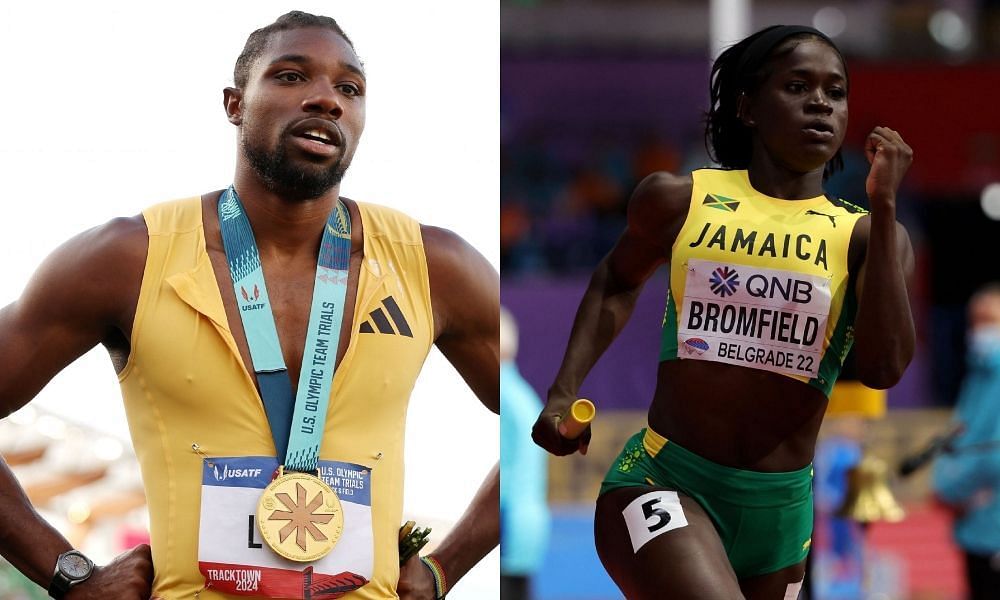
left=532, top=24, right=914, bottom=600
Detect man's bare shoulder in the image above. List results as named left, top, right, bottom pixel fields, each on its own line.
left=419, top=224, right=496, bottom=292
left=19, top=214, right=149, bottom=329
left=87, top=214, right=149, bottom=254
left=419, top=224, right=480, bottom=261
left=62, top=215, right=148, bottom=280
left=0, top=215, right=150, bottom=412
left=418, top=224, right=498, bottom=339
left=418, top=224, right=499, bottom=411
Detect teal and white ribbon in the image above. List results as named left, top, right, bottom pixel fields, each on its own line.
left=218, top=186, right=351, bottom=472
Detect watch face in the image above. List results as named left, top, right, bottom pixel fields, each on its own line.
left=59, top=553, right=91, bottom=579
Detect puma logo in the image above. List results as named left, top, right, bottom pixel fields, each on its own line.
left=805, top=210, right=838, bottom=228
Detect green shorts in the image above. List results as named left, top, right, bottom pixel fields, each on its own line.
left=600, top=428, right=813, bottom=578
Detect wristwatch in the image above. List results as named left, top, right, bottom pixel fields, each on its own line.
left=48, top=549, right=94, bottom=598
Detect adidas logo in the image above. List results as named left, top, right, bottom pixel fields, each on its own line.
left=359, top=296, right=413, bottom=337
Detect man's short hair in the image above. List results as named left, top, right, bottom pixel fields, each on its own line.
left=234, top=11, right=356, bottom=88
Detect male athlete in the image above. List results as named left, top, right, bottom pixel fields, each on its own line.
left=0, top=11, right=498, bottom=600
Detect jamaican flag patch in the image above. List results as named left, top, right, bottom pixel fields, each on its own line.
left=703, top=193, right=740, bottom=212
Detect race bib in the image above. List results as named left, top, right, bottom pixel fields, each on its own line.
left=677, top=259, right=832, bottom=378
left=198, top=456, right=373, bottom=598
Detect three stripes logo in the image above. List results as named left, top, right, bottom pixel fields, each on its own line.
left=702, top=194, right=740, bottom=212
left=359, top=296, right=413, bottom=337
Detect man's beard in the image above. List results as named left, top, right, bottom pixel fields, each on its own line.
left=241, top=133, right=349, bottom=201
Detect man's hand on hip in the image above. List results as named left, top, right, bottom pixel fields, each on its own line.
left=397, top=554, right=436, bottom=600
left=66, top=544, right=154, bottom=599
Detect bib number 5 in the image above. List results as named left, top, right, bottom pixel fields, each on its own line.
left=642, top=497, right=671, bottom=532
left=623, top=490, right=689, bottom=553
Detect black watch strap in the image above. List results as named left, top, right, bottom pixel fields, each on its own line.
left=48, top=574, right=72, bottom=600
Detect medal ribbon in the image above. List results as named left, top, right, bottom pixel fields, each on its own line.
left=218, top=186, right=351, bottom=472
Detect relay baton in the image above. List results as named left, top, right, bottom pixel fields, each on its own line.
left=558, top=398, right=596, bottom=440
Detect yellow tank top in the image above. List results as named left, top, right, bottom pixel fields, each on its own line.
left=119, top=197, right=433, bottom=599
left=660, top=169, right=867, bottom=396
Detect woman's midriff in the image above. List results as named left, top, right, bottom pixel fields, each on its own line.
left=646, top=360, right=829, bottom=472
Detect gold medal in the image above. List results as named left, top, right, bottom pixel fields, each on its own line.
left=257, top=467, right=344, bottom=562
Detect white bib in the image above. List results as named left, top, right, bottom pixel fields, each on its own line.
left=198, top=456, right=374, bottom=598
left=677, top=258, right=832, bottom=378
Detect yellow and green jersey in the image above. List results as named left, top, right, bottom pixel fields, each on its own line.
left=660, top=168, right=867, bottom=396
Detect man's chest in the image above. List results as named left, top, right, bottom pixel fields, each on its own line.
left=205, top=247, right=360, bottom=388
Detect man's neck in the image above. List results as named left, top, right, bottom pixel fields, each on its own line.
left=232, top=166, right=341, bottom=259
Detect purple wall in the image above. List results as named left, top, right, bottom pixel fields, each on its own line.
left=502, top=271, right=669, bottom=410
left=502, top=55, right=709, bottom=145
